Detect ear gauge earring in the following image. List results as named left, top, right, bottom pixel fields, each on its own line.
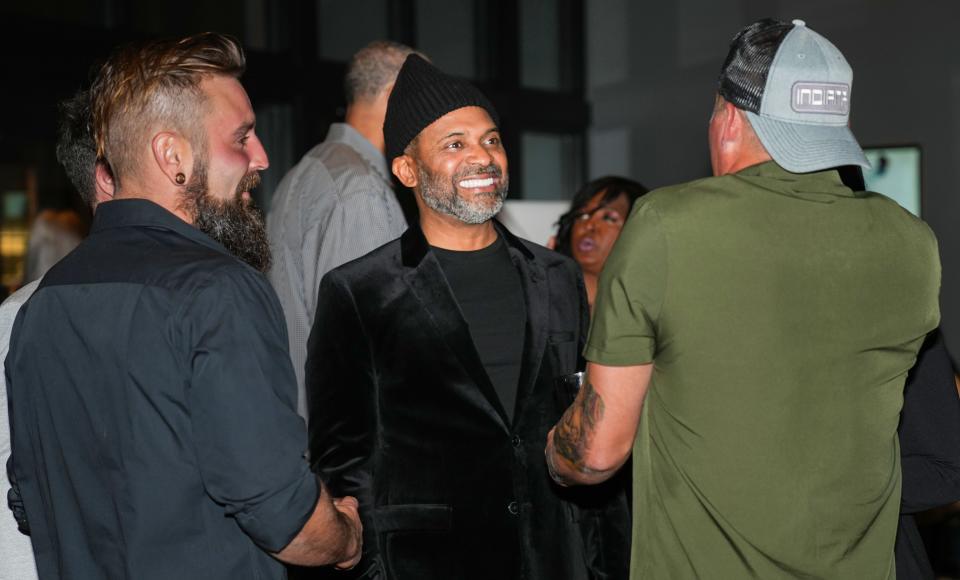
left=175, top=172, right=186, bottom=185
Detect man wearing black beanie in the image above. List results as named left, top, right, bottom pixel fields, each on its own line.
left=305, top=54, right=629, bottom=580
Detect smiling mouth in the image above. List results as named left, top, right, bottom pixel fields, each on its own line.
left=458, top=176, right=496, bottom=189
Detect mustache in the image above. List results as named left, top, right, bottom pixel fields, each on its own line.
left=236, top=171, right=262, bottom=197
left=454, top=164, right=503, bottom=181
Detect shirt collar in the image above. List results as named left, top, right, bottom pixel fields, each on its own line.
left=401, top=219, right=534, bottom=268
left=90, top=198, right=233, bottom=257
left=734, top=160, right=857, bottom=199
left=325, top=122, right=391, bottom=182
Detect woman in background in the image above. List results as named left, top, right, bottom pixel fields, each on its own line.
left=554, top=176, right=648, bottom=308
left=551, top=176, right=648, bottom=578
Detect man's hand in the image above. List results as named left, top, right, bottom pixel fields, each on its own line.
left=273, top=482, right=364, bottom=567
left=332, top=496, right=363, bottom=570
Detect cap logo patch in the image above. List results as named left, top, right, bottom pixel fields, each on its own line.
left=791, top=82, right=849, bottom=115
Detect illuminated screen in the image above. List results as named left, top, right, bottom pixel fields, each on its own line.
left=862, top=146, right=922, bottom=217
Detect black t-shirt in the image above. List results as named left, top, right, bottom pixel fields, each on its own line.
left=434, top=235, right=526, bottom=422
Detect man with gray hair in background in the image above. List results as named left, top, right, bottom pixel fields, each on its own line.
left=268, top=41, right=420, bottom=421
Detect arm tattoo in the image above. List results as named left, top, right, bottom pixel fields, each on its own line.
left=550, top=380, right=606, bottom=482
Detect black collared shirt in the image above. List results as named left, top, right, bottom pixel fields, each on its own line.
left=6, top=199, right=317, bottom=580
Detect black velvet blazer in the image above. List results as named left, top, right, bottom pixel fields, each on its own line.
left=305, top=222, right=629, bottom=580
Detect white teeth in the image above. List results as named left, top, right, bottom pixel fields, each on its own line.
left=458, top=177, right=494, bottom=188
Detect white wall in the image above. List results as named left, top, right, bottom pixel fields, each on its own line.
left=500, top=200, right=570, bottom=247
left=587, top=0, right=960, bottom=360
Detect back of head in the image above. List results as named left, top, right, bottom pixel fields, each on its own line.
left=89, top=32, right=245, bottom=188
left=55, top=90, right=98, bottom=208
left=344, top=40, right=420, bottom=105
left=717, top=18, right=869, bottom=173
left=555, top=176, right=648, bottom=257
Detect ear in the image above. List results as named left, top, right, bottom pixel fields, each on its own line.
left=151, top=131, right=191, bottom=187
left=392, top=154, right=419, bottom=189
left=93, top=161, right=115, bottom=204
left=379, top=81, right=396, bottom=101
left=718, top=100, right=743, bottom=145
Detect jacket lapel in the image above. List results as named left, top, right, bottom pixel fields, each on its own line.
left=401, top=226, right=511, bottom=431
left=496, top=222, right=549, bottom=425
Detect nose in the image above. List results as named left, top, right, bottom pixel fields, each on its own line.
left=574, top=213, right=596, bottom=235
left=465, top=141, right=495, bottom=167
left=583, top=215, right=598, bottom=232
left=248, top=133, right=270, bottom=171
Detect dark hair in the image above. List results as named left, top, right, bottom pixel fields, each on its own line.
left=554, top=176, right=649, bottom=257
left=55, top=90, right=98, bottom=207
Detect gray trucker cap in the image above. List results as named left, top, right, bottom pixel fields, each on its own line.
left=718, top=18, right=869, bottom=173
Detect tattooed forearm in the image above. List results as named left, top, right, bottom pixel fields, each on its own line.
left=548, top=380, right=607, bottom=485
left=555, top=380, right=604, bottom=464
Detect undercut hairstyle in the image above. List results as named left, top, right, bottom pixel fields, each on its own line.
left=89, top=32, right=245, bottom=187
left=554, top=176, right=649, bottom=258
left=55, top=90, right=98, bottom=207
left=344, top=40, right=420, bottom=105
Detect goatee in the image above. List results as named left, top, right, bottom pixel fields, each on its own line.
left=181, top=165, right=272, bottom=273
left=417, top=163, right=508, bottom=225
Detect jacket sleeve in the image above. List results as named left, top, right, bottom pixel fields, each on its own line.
left=899, top=329, right=960, bottom=513
left=307, top=270, right=381, bottom=578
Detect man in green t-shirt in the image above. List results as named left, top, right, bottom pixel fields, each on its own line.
left=545, top=18, right=940, bottom=579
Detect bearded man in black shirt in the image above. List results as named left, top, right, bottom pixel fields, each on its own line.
left=306, top=55, right=629, bottom=580
left=6, top=33, right=360, bottom=580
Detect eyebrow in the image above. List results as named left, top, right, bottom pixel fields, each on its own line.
left=434, top=127, right=500, bottom=145
left=580, top=204, right=623, bottom=217
left=233, top=121, right=255, bottom=139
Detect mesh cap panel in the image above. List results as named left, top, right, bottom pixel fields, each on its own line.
left=718, top=18, right=794, bottom=113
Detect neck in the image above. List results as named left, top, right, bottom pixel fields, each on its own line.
left=345, top=100, right=387, bottom=154
left=420, top=210, right=498, bottom=251
left=113, top=181, right=193, bottom=224
left=718, top=150, right=772, bottom=176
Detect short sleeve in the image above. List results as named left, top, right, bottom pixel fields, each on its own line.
left=584, top=198, right=667, bottom=366
left=185, top=266, right=318, bottom=552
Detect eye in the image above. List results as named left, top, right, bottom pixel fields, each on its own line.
left=238, top=134, right=251, bottom=147
left=444, top=141, right=463, bottom=150
left=485, top=135, right=501, bottom=146
left=602, top=211, right=623, bottom=224
left=575, top=212, right=590, bottom=222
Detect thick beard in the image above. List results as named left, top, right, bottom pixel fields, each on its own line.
left=180, top=162, right=272, bottom=273
left=417, top=163, right=508, bottom=225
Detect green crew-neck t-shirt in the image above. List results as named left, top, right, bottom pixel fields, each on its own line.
left=585, top=161, right=940, bottom=579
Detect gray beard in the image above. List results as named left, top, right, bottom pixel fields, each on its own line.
left=417, top=164, right=508, bottom=225
left=180, top=163, right=271, bottom=273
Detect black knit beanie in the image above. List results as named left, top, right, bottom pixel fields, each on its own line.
left=383, top=54, right=500, bottom=161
